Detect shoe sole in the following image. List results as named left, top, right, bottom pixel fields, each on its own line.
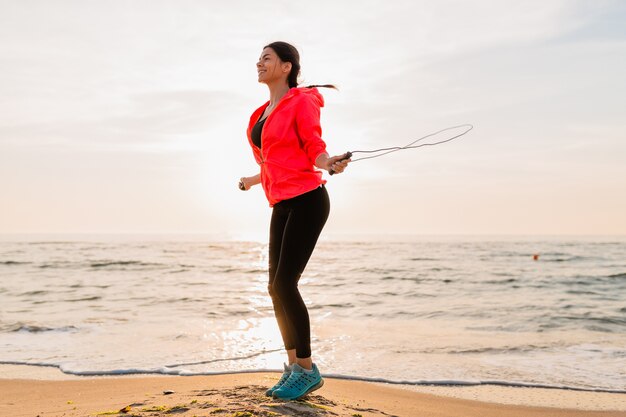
left=272, top=378, right=324, bottom=400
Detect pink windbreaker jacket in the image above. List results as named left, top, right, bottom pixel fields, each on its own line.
left=246, top=87, right=328, bottom=207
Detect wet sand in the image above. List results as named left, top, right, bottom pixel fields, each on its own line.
left=1, top=367, right=625, bottom=417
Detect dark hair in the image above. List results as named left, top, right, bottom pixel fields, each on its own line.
left=263, top=41, right=338, bottom=90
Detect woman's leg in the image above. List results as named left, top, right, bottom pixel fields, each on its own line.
left=268, top=204, right=297, bottom=361
left=269, top=186, right=330, bottom=369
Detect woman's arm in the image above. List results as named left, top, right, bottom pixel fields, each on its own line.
left=315, top=152, right=351, bottom=174
left=239, top=173, right=261, bottom=191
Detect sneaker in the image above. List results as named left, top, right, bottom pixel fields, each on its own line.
left=265, top=362, right=293, bottom=397
left=272, top=363, right=324, bottom=400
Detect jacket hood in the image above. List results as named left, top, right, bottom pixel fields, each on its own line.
left=285, top=86, right=325, bottom=107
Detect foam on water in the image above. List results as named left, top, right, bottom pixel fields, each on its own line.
left=1, top=361, right=625, bottom=395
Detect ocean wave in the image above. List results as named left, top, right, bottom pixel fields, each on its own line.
left=562, top=278, right=594, bottom=286
left=544, top=255, right=602, bottom=262
left=1, top=361, right=624, bottom=394
left=309, top=302, right=355, bottom=310
left=90, top=260, right=164, bottom=268
left=565, top=289, right=600, bottom=295
left=587, top=316, right=626, bottom=326
left=3, top=323, right=79, bottom=333
left=608, top=272, right=626, bottom=279
left=552, top=315, right=626, bottom=328
left=483, top=278, right=517, bottom=284
left=68, top=283, right=110, bottom=289
left=164, top=349, right=284, bottom=368
left=19, top=290, right=49, bottom=296
left=65, top=296, right=102, bottom=302
left=0, top=260, right=31, bottom=265
left=444, top=344, right=552, bottom=355
left=350, top=267, right=407, bottom=274
left=39, top=263, right=75, bottom=269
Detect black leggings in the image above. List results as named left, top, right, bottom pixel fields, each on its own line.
left=267, top=185, right=330, bottom=359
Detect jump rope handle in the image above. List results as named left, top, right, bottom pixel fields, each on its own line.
left=329, top=151, right=352, bottom=176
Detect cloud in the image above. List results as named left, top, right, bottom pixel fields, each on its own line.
left=0, top=89, right=248, bottom=153
left=1, top=0, right=625, bottom=234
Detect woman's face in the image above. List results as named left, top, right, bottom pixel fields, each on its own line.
left=256, top=47, right=291, bottom=85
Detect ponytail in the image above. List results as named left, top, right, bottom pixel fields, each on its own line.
left=263, top=42, right=339, bottom=91
left=303, top=84, right=339, bottom=90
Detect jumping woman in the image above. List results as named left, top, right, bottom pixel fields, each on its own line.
left=238, top=41, right=350, bottom=400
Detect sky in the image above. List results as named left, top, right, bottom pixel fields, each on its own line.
left=1, top=0, right=625, bottom=239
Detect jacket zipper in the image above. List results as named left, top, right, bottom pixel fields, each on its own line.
left=252, top=90, right=295, bottom=166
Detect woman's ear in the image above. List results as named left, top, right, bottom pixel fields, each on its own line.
left=282, top=61, right=292, bottom=73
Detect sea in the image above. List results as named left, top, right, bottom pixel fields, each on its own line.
left=1, top=234, right=625, bottom=393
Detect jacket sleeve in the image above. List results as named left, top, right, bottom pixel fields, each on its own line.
left=295, top=95, right=327, bottom=165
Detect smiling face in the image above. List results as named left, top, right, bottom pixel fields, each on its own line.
left=256, top=47, right=291, bottom=86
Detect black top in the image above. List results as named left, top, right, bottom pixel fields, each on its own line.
left=251, top=113, right=266, bottom=148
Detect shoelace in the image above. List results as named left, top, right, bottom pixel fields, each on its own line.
left=283, top=370, right=317, bottom=389
left=276, top=371, right=291, bottom=386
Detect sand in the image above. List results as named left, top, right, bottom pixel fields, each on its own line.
left=1, top=366, right=625, bottom=417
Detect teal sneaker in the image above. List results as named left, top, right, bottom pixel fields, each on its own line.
left=272, top=363, right=324, bottom=400
left=265, top=362, right=293, bottom=397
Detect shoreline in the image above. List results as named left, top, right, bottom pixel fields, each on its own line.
left=2, top=363, right=623, bottom=393
left=1, top=365, right=625, bottom=415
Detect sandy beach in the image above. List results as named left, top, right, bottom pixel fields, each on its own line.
left=1, top=366, right=625, bottom=417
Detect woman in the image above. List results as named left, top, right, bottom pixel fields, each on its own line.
left=238, top=41, right=349, bottom=401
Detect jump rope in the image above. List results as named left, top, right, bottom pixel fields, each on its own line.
left=239, top=123, right=473, bottom=189
left=329, top=123, right=474, bottom=174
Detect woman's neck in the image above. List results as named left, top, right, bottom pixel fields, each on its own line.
left=267, top=82, right=291, bottom=107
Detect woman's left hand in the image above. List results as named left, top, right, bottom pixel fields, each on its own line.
left=326, top=152, right=351, bottom=174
